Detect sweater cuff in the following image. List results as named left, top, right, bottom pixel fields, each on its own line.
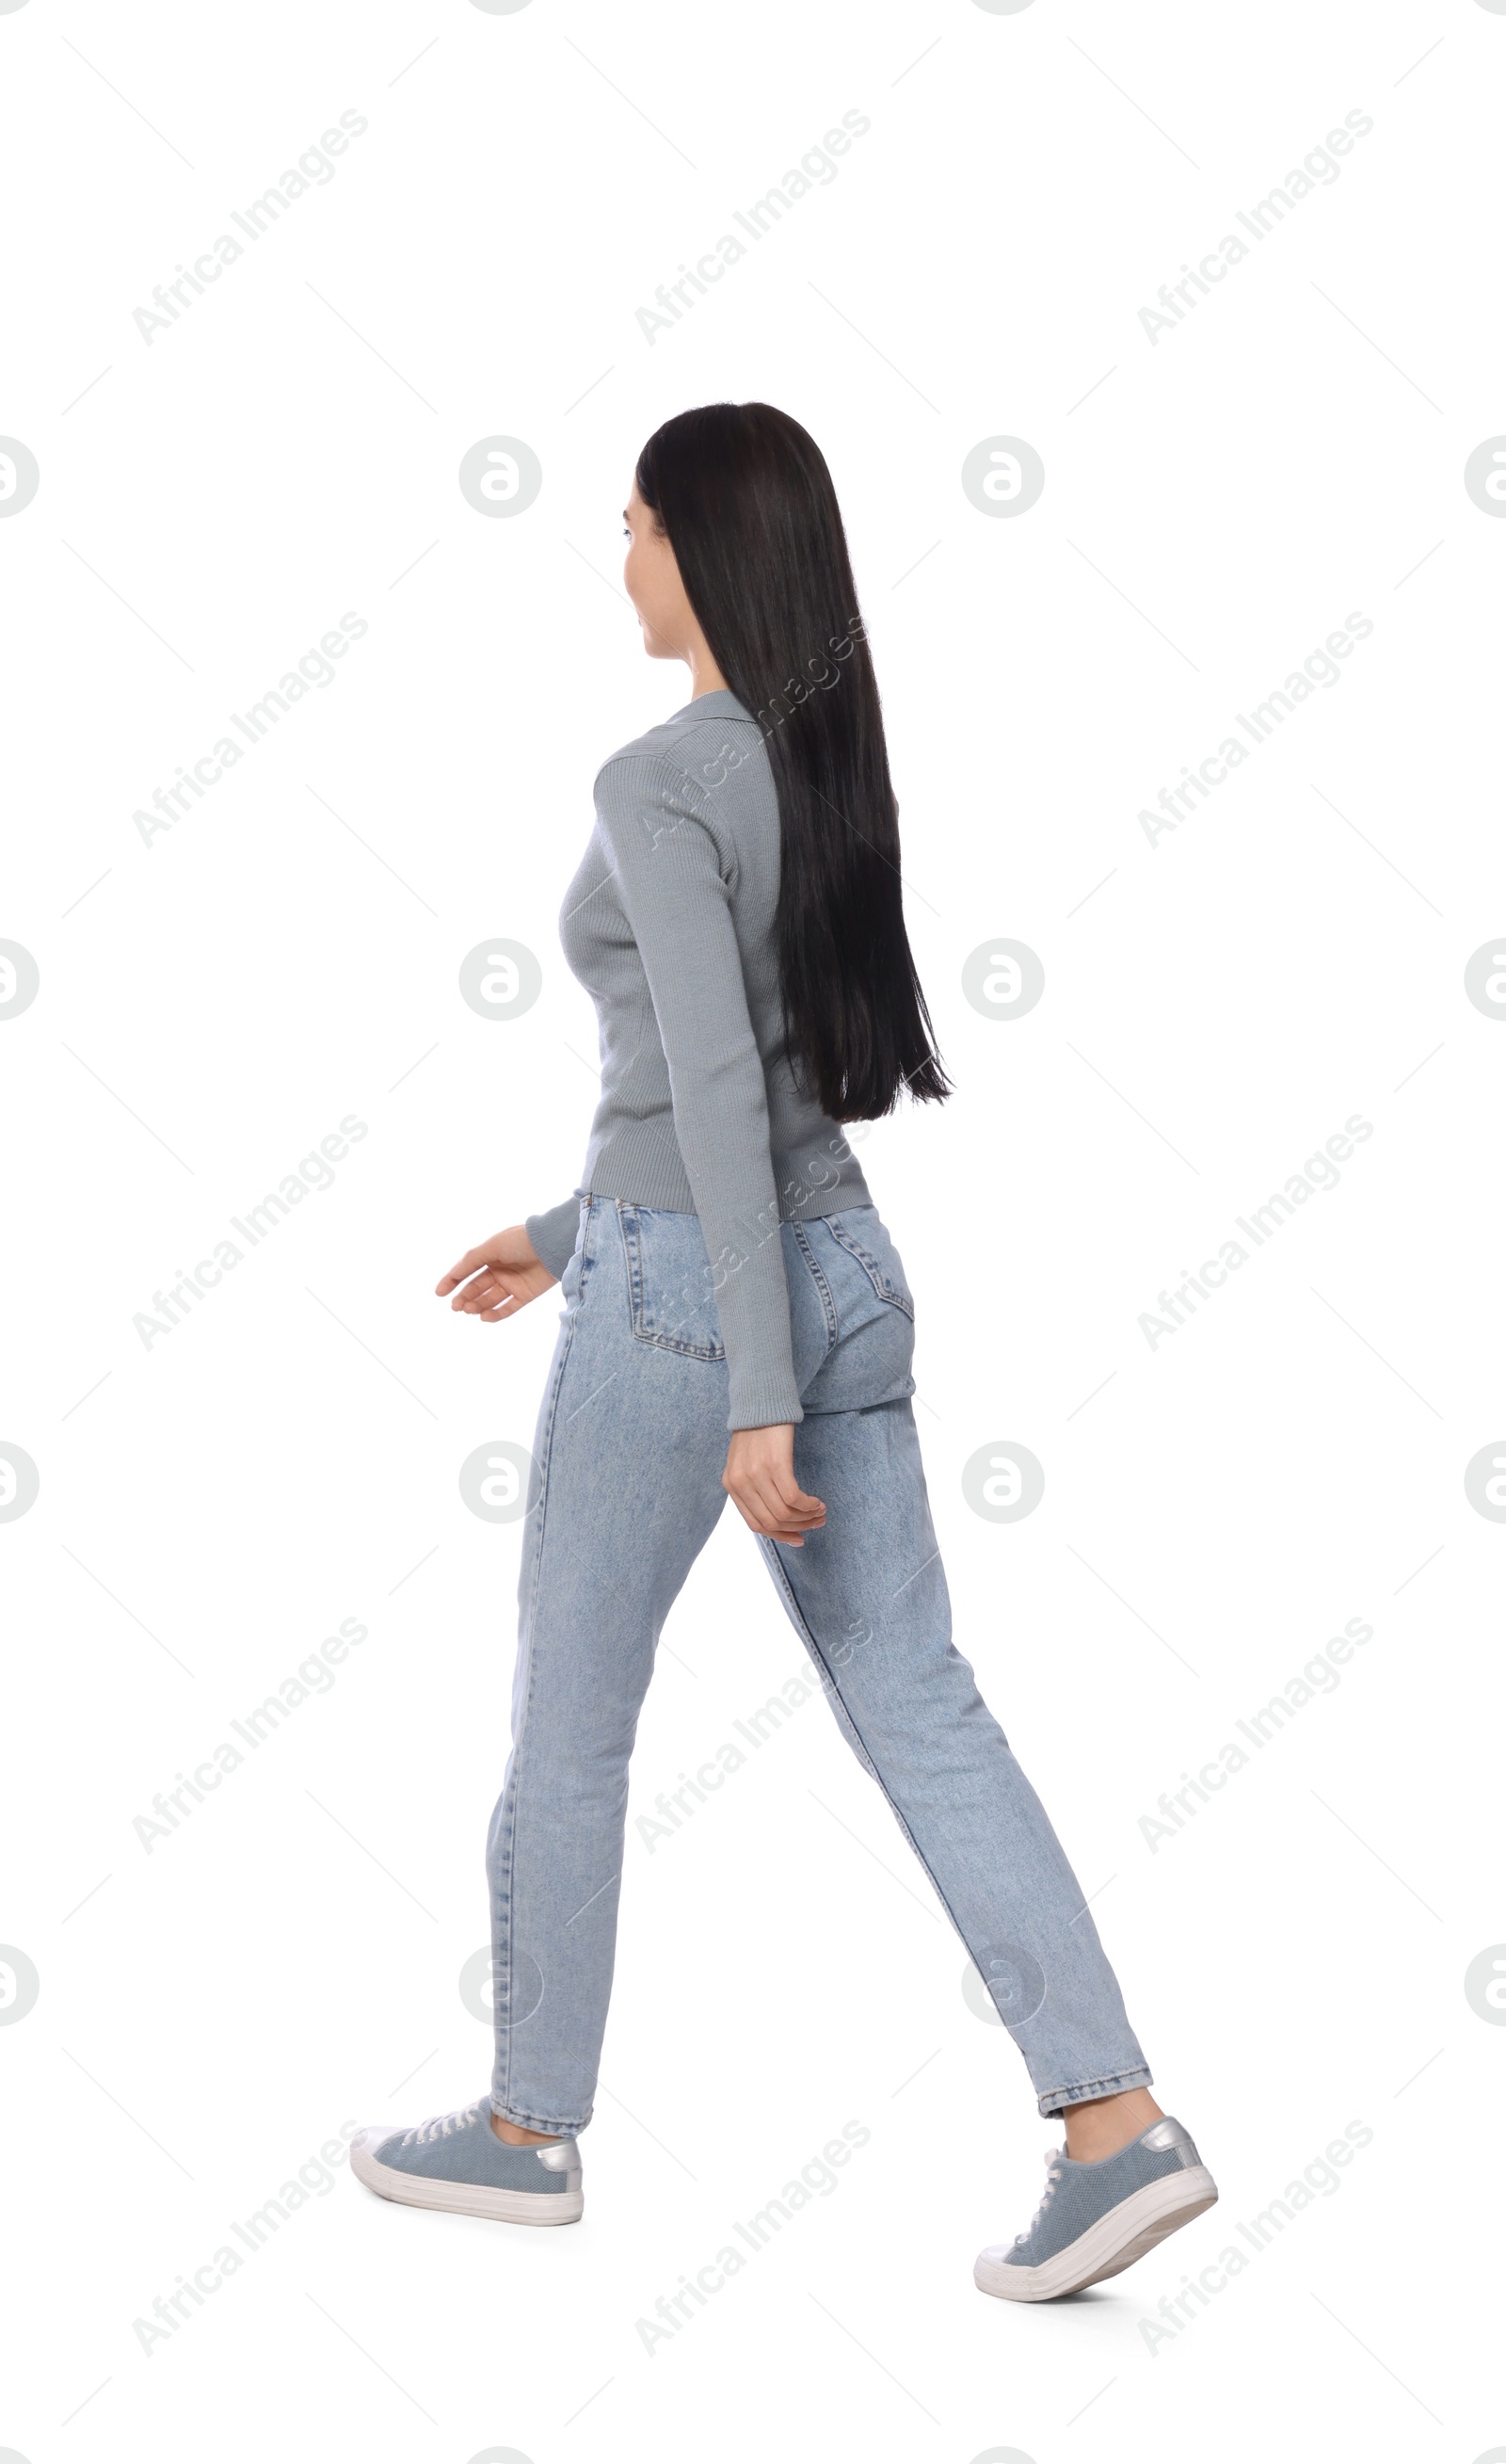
left=524, top=1194, right=585, bottom=1281
left=726, top=1377, right=805, bottom=1434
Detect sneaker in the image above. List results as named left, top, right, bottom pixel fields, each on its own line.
left=351, top=2099, right=583, bottom=2226
left=974, top=2116, right=1216, bottom=2301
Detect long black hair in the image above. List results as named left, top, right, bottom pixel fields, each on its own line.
left=634, top=402, right=950, bottom=1122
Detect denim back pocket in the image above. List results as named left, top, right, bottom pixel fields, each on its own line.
left=826, top=1211, right=915, bottom=1319
left=617, top=1203, right=728, bottom=1361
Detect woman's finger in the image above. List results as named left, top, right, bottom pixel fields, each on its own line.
left=733, top=1467, right=823, bottom=1526
left=436, top=1244, right=495, bottom=1296
left=769, top=1467, right=825, bottom=1522
left=732, top=1472, right=825, bottom=1541
left=450, top=1267, right=505, bottom=1312
left=727, top=1481, right=780, bottom=1537
left=729, top=1493, right=808, bottom=1543
left=756, top=1463, right=825, bottom=1524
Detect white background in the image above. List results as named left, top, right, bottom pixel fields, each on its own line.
left=3, top=1, right=1503, bottom=2458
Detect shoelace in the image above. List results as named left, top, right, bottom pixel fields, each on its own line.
left=1015, top=2149, right=1066, bottom=2247
left=400, top=2099, right=486, bottom=2150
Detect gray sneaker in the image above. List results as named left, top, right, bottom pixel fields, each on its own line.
left=351, top=2098, right=583, bottom=2225
left=974, top=2116, right=1216, bottom=2301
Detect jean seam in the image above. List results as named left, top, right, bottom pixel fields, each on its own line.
left=764, top=1506, right=1150, bottom=2119
left=1036, top=2065, right=1154, bottom=2118
left=574, top=1194, right=594, bottom=1297
left=825, top=1215, right=915, bottom=1320
left=617, top=1200, right=640, bottom=1327
left=790, top=1218, right=839, bottom=1364
left=496, top=1200, right=594, bottom=2120
left=756, top=1532, right=982, bottom=1969
left=489, top=2098, right=585, bottom=2134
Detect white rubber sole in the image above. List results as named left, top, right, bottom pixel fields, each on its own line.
left=974, top=2164, right=1218, bottom=2302
left=350, top=2128, right=584, bottom=2226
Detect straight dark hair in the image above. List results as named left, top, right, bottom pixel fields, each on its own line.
left=634, top=402, right=950, bottom=1122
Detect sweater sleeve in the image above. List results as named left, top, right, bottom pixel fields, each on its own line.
left=524, top=1193, right=585, bottom=1280
left=596, top=752, right=802, bottom=1431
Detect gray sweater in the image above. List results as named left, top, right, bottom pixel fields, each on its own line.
left=525, top=687, right=873, bottom=1429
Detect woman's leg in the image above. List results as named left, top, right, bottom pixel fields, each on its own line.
left=762, top=1210, right=1152, bottom=2121
left=487, top=1200, right=731, bottom=2135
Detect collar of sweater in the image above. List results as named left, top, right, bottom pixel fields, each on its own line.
left=666, top=687, right=757, bottom=724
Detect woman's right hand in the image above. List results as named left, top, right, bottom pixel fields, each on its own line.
left=436, top=1225, right=558, bottom=1323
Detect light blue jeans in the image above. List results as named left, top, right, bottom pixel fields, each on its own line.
left=487, top=1199, right=1151, bottom=2133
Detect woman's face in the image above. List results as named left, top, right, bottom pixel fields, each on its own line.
left=622, top=479, right=693, bottom=662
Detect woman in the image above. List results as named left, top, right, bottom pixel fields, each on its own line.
left=351, top=402, right=1216, bottom=2300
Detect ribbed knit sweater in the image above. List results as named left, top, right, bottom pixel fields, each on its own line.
left=525, top=687, right=873, bottom=1429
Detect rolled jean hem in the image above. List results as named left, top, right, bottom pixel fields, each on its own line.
left=1035, top=2064, right=1153, bottom=2118
left=489, top=2095, right=587, bottom=2136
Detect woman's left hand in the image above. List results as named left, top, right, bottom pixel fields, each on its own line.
left=722, top=1425, right=826, bottom=1546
